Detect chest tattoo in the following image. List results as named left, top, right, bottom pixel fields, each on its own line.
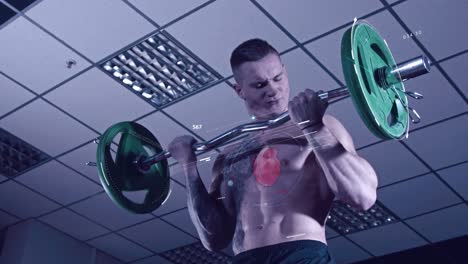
left=223, top=135, right=263, bottom=188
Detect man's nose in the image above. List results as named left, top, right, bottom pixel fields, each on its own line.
left=265, top=81, right=280, bottom=97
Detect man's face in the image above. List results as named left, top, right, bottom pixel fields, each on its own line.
left=234, top=53, right=290, bottom=120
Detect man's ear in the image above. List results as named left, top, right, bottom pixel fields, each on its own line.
left=233, top=83, right=246, bottom=100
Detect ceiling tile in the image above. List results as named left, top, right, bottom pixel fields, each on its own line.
left=325, top=98, right=381, bottom=148
left=39, top=208, right=108, bottom=241
left=405, top=114, right=468, bottom=170
left=0, top=17, right=91, bottom=93
left=281, top=48, right=339, bottom=97
left=305, top=10, right=425, bottom=85
left=406, top=204, right=468, bottom=243
left=154, top=180, right=187, bottom=217
left=70, top=192, right=153, bottom=230
left=121, top=189, right=148, bottom=209
left=0, top=99, right=98, bottom=156
left=0, top=180, right=59, bottom=218
left=438, top=163, right=468, bottom=200
left=131, top=255, right=173, bottom=264
left=88, top=233, right=153, bottom=262
left=95, top=250, right=123, bottom=264
left=257, top=0, right=382, bottom=42
left=0, top=174, right=7, bottom=183
left=136, top=111, right=198, bottom=165
left=326, top=227, right=339, bottom=239
left=358, top=140, right=429, bottom=187
left=327, top=236, right=371, bottom=264
left=119, top=218, right=197, bottom=253
left=4, top=0, right=38, bottom=12
left=378, top=174, right=461, bottom=219
left=440, top=52, right=468, bottom=98
left=58, top=141, right=101, bottom=185
left=0, top=74, right=35, bottom=117
left=0, top=210, right=19, bottom=229
left=26, top=0, right=156, bottom=62
left=393, top=0, right=468, bottom=60
left=16, top=160, right=101, bottom=205
left=347, top=222, right=427, bottom=256
left=128, top=0, right=209, bottom=26
left=161, top=209, right=198, bottom=238
left=164, top=83, right=251, bottom=140
left=165, top=0, right=295, bottom=76
left=0, top=2, right=16, bottom=25
left=45, top=68, right=154, bottom=133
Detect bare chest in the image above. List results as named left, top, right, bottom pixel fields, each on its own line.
left=221, top=132, right=324, bottom=211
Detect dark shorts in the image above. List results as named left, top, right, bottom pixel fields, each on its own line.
left=231, top=240, right=336, bottom=264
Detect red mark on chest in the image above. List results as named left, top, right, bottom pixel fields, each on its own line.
left=252, top=146, right=281, bottom=186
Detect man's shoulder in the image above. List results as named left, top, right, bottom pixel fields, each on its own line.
left=212, top=136, right=255, bottom=175
left=212, top=142, right=240, bottom=174
left=220, top=142, right=241, bottom=156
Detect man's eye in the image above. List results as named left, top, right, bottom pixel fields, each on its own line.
left=256, top=82, right=266, bottom=88
left=274, top=76, right=282, bottom=82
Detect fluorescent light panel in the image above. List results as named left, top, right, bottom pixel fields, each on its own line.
left=102, top=31, right=220, bottom=107
left=0, top=128, right=50, bottom=178
left=162, top=242, right=230, bottom=264
left=327, top=200, right=398, bottom=235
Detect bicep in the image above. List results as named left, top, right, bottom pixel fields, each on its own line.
left=209, top=154, right=237, bottom=239
left=209, top=155, right=225, bottom=197
left=209, top=153, right=236, bottom=218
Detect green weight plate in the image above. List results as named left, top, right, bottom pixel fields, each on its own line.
left=96, top=121, right=170, bottom=214
left=341, top=21, right=409, bottom=139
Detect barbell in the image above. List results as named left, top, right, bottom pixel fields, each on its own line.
left=91, top=21, right=430, bottom=214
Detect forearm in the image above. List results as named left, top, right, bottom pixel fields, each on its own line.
left=303, top=125, right=378, bottom=210
left=183, top=163, right=233, bottom=249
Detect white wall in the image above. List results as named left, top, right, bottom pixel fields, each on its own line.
left=0, top=219, right=121, bottom=264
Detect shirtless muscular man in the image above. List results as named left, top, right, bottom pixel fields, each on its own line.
left=168, top=39, right=378, bottom=263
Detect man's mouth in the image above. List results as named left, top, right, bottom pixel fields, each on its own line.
left=267, top=98, right=281, bottom=104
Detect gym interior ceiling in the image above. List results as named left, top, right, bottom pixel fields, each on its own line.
left=0, top=0, right=467, bottom=263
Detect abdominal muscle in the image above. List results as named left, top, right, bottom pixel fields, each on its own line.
left=223, top=126, right=336, bottom=255
left=234, top=211, right=327, bottom=254
left=230, top=162, right=335, bottom=255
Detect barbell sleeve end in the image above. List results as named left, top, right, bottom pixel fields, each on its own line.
left=389, top=55, right=431, bottom=83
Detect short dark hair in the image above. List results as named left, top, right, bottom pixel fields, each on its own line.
left=230, top=38, right=279, bottom=72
